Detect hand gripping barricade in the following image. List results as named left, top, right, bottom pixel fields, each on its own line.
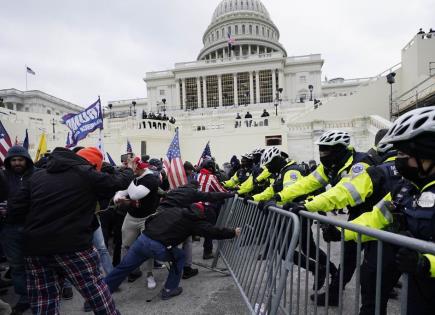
left=206, top=198, right=435, bottom=315
left=209, top=196, right=300, bottom=315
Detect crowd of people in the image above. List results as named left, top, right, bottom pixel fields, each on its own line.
left=141, top=110, right=176, bottom=124
left=0, top=105, right=434, bottom=315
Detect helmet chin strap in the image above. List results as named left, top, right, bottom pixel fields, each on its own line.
left=416, top=157, right=435, bottom=178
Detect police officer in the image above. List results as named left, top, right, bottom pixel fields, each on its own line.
left=292, top=135, right=399, bottom=306
left=223, top=153, right=254, bottom=190
left=237, top=148, right=271, bottom=197
left=328, top=106, right=435, bottom=315
left=278, top=130, right=370, bottom=303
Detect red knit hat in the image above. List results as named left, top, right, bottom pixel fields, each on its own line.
left=77, top=147, right=103, bottom=171
left=133, top=157, right=149, bottom=170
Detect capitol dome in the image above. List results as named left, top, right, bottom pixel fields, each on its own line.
left=198, top=0, right=287, bottom=60
left=211, top=0, right=271, bottom=23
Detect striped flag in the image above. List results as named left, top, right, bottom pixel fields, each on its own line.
left=163, top=128, right=187, bottom=189
left=197, top=141, right=211, bottom=167
left=126, top=139, right=133, bottom=153
left=0, top=121, right=13, bottom=163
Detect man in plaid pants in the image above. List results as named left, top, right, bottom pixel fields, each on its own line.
left=9, top=147, right=134, bottom=314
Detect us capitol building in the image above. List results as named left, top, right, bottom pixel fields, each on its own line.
left=1, top=0, right=434, bottom=164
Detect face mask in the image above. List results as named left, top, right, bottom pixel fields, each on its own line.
left=267, top=157, right=285, bottom=174
left=320, top=155, right=336, bottom=169
left=395, top=156, right=425, bottom=187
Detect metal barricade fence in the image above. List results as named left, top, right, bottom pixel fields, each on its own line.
left=207, top=199, right=435, bottom=315
left=290, top=210, right=435, bottom=315
left=210, top=197, right=300, bottom=315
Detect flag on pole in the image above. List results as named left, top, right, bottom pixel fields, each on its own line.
left=126, top=139, right=133, bottom=154
left=163, top=128, right=187, bottom=189
left=62, top=98, right=103, bottom=148
left=26, top=66, right=36, bottom=75
left=197, top=141, right=211, bottom=167
left=0, top=121, right=13, bottom=163
left=35, top=133, right=47, bottom=162
left=106, top=152, right=116, bottom=166
left=23, top=129, right=29, bottom=150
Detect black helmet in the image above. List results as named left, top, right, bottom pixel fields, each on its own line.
left=201, top=158, right=215, bottom=171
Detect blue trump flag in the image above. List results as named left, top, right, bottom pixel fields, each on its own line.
left=62, top=98, right=103, bottom=148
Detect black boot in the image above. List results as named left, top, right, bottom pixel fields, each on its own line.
left=182, top=267, right=199, bottom=279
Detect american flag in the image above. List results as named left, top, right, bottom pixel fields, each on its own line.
left=197, top=141, right=211, bottom=167
left=163, top=128, right=187, bottom=189
left=26, top=66, right=36, bottom=75
left=0, top=121, right=13, bottom=163
left=227, top=32, right=235, bottom=45
left=126, top=139, right=133, bottom=153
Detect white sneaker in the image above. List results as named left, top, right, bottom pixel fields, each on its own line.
left=147, top=275, right=156, bottom=289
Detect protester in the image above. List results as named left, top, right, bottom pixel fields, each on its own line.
left=114, top=157, right=160, bottom=289
left=8, top=147, right=134, bottom=315
left=104, top=182, right=239, bottom=299
left=0, top=145, right=35, bottom=314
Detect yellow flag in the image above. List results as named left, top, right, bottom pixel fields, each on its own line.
left=35, top=133, right=47, bottom=162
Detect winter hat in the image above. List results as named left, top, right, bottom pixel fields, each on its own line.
left=77, top=147, right=103, bottom=171
left=133, top=157, right=149, bottom=170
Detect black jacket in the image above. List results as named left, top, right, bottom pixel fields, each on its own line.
left=143, top=184, right=235, bottom=247
left=8, top=147, right=134, bottom=256
left=158, top=184, right=234, bottom=209
left=1, top=145, right=35, bottom=225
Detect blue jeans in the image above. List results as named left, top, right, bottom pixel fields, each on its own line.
left=1, top=224, right=28, bottom=304
left=93, top=227, right=113, bottom=275
left=104, top=234, right=185, bottom=292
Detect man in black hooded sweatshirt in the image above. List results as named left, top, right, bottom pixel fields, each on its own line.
left=104, top=182, right=240, bottom=300
left=8, top=147, right=134, bottom=315
left=0, top=145, right=35, bottom=314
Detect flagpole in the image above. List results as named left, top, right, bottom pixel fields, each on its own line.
left=98, top=96, right=105, bottom=159
left=25, top=65, right=27, bottom=91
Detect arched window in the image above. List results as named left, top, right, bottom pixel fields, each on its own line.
left=249, top=25, right=253, bottom=34
left=242, top=25, right=245, bottom=34
left=267, top=29, right=270, bottom=37
left=262, top=27, right=265, bottom=36
left=235, top=25, right=239, bottom=34
left=228, top=26, right=231, bottom=35
left=222, top=28, right=225, bottom=37
left=256, top=25, right=259, bottom=35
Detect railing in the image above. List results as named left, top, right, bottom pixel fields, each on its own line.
left=209, top=198, right=435, bottom=315
left=211, top=197, right=300, bottom=315
left=393, top=75, right=435, bottom=114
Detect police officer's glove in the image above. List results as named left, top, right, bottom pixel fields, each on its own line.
left=282, top=202, right=306, bottom=215
left=395, top=248, right=431, bottom=276
left=243, top=196, right=253, bottom=205
left=322, top=225, right=342, bottom=242
left=258, top=200, right=276, bottom=213
left=273, top=194, right=282, bottom=202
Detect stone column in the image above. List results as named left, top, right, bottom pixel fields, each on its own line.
left=181, top=78, right=186, bottom=110
left=257, top=46, right=260, bottom=54
left=196, top=77, right=201, bottom=109
left=249, top=72, right=254, bottom=105
left=256, top=71, right=261, bottom=103
left=175, top=80, right=181, bottom=109
left=233, top=73, right=238, bottom=106
left=202, top=76, right=208, bottom=108
left=248, top=45, right=252, bottom=55
left=272, top=69, right=277, bottom=101
left=218, top=75, right=223, bottom=107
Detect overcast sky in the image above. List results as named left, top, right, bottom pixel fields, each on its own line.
left=1, top=0, right=433, bottom=107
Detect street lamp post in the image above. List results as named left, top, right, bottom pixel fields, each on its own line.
left=386, top=72, right=396, bottom=120
left=274, top=88, right=283, bottom=116
left=162, top=98, right=167, bottom=115
left=108, top=103, right=113, bottom=118
left=132, top=101, right=136, bottom=117
left=51, top=118, right=56, bottom=140
left=308, top=85, right=314, bottom=101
